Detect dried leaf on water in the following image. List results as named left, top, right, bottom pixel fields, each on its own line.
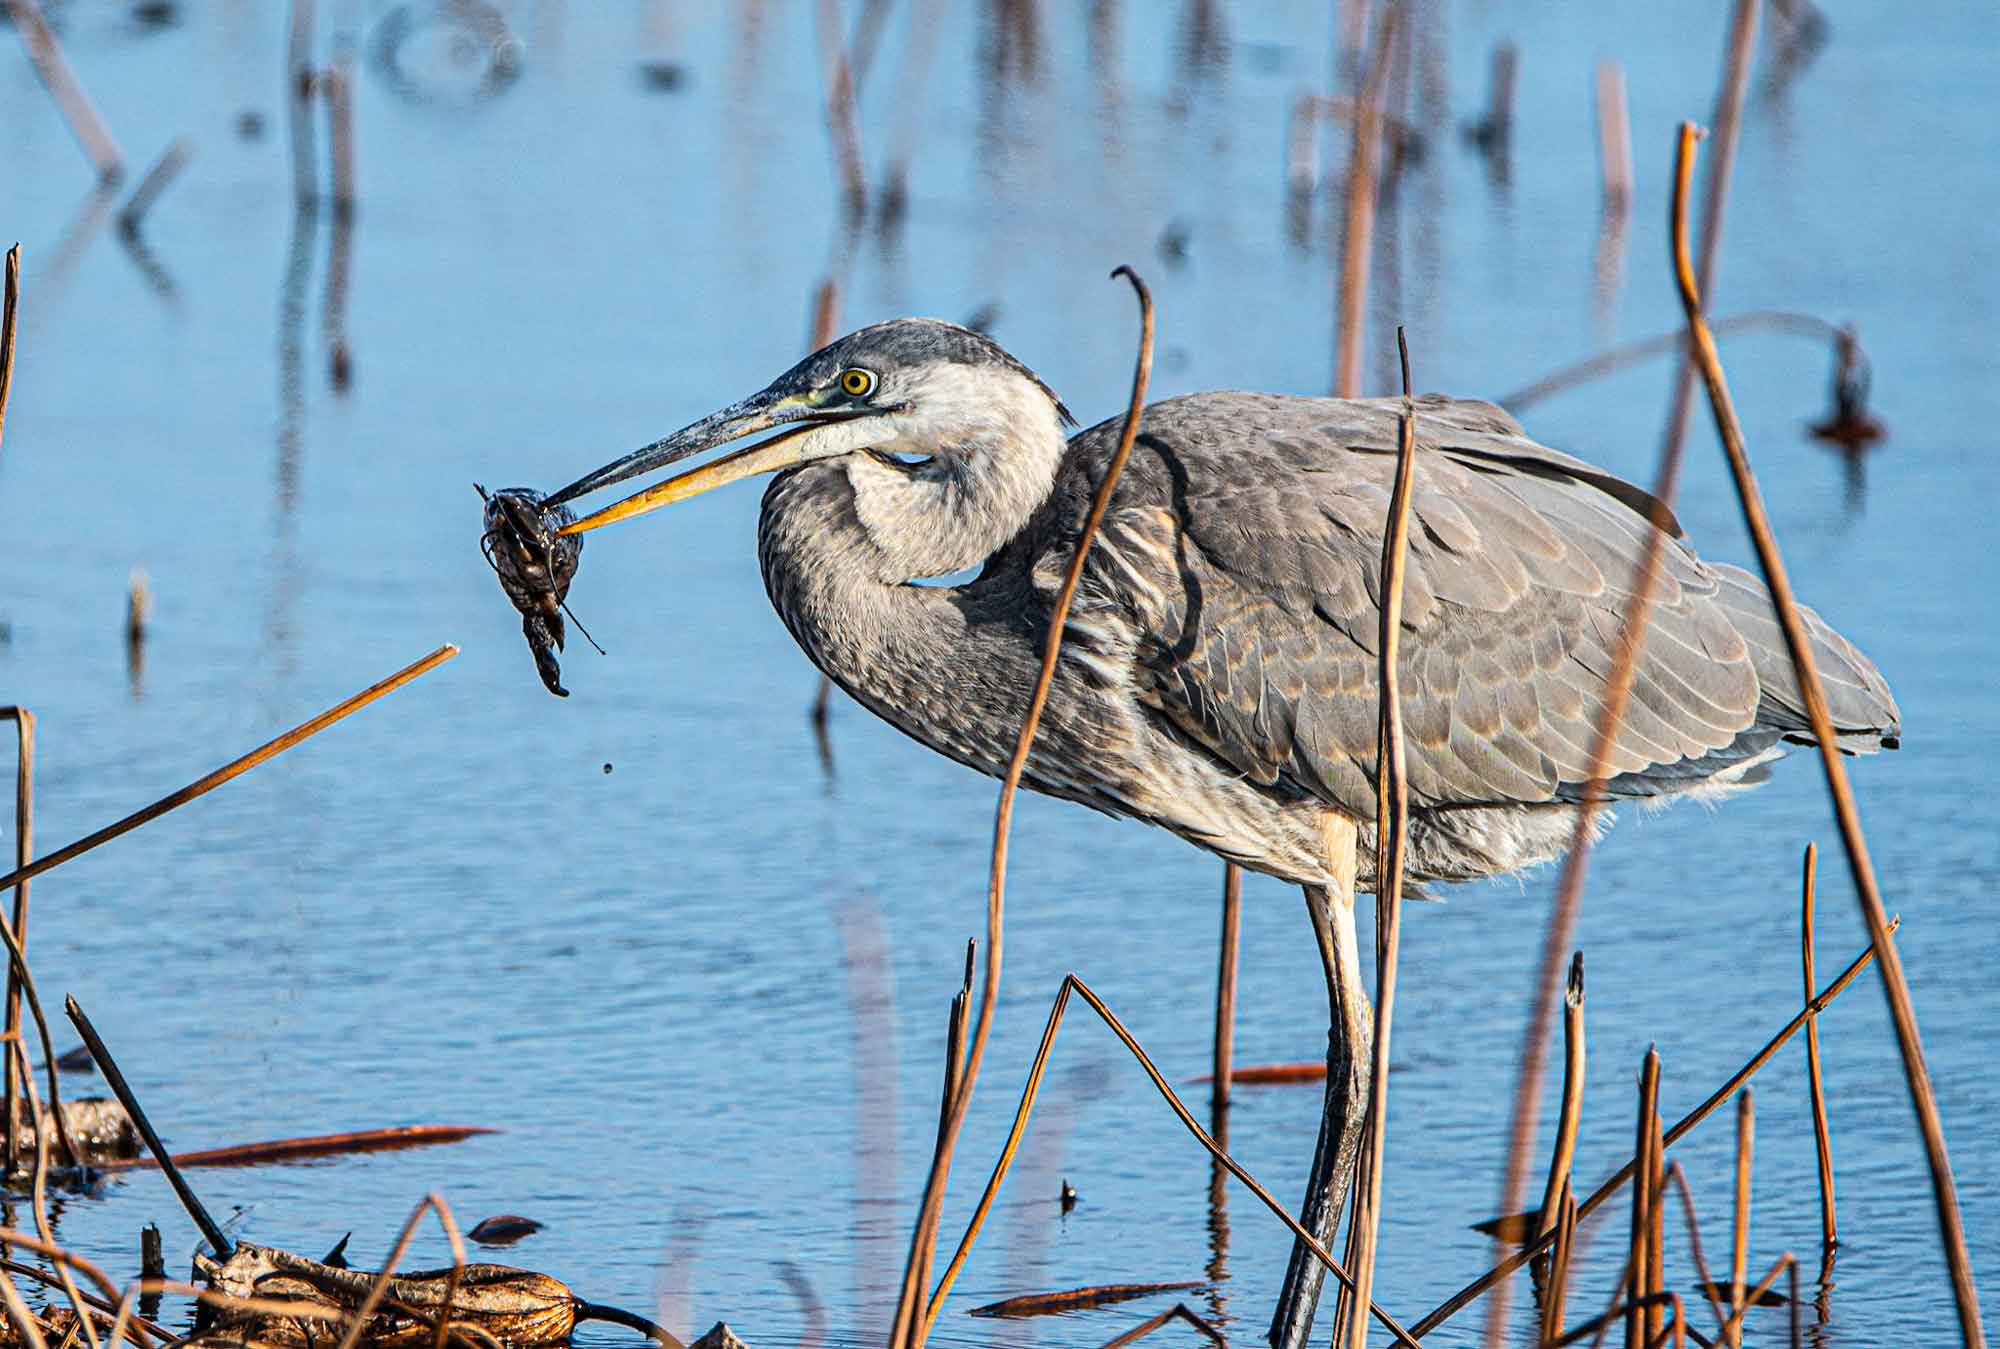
left=466, top=1216, right=542, bottom=1247
left=969, top=1281, right=1205, bottom=1319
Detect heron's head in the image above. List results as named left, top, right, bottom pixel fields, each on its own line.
left=548, top=318, right=1076, bottom=541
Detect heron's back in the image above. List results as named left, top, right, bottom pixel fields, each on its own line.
left=1006, top=390, right=1898, bottom=838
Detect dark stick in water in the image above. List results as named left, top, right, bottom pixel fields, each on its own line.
left=64, top=997, right=232, bottom=1258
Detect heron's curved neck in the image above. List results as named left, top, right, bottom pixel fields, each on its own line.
left=843, top=380, right=1070, bottom=581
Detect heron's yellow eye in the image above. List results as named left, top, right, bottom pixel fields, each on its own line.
left=839, top=368, right=876, bottom=399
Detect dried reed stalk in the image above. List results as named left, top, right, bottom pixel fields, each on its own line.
left=0, top=244, right=18, bottom=454
left=0, top=645, right=457, bottom=896
left=1537, top=952, right=1586, bottom=1248
left=1647, top=1106, right=1666, bottom=1343
left=1625, top=1051, right=1659, bottom=1349
left=65, top=997, right=232, bottom=1257
left=0, top=1230, right=159, bottom=1337
left=1540, top=1182, right=1577, bottom=1345
left=1665, top=1163, right=1729, bottom=1336
left=3, top=0, right=122, bottom=181
left=1211, top=864, right=1241, bottom=1109
left=0, top=706, right=32, bottom=1178
left=1339, top=328, right=1418, bottom=1349
left=1414, top=921, right=1893, bottom=1337
left=1711, top=1253, right=1794, bottom=1345
left=920, top=972, right=1424, bottom=1347
left=1596, top=61, right=1633, bottom=214
left=1669, top=118, right=1984, bottom=1345
left=1800, top=843, right=1836, bottom=1252
left=1499, top=310, right=1856, bottom=412
left=888, top=268, right=1154, bottom=1349
left=329, top=1193, right=468, bottom=1349
left=1482, top=44, right=1755, bottom=1334
left=1332, top=5, right=1398, bottom=399
left=1658, top=0, right=1759, bottom=469
left=5, top=1037, right=99, bottom=1349
left=1724, top=1088, right=1753, bottom=1347
left=0, top=1261, right=50, bottom=1349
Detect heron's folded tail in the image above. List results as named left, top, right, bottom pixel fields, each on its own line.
left=1711, top=563, right=1902, bottom=753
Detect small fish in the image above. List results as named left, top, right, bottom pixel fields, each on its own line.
left=477, top=484, right=594, bottom=697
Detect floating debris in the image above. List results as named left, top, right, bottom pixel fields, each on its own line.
left=689, top=1326, right=749, bottom=1349
left=9, top=1096, right=138, bottom=1162
left=970, top=1280, right=1206, bottom=1319
left=477, top=485, right=594, bottom=697
left=322, top=1233, right=352, bottom=1268
left=105, top=1123, right=497, bottom=1171
left=468, top=1215, right=543, bottom=1247
left=53, top=1045, right=94, bottom=1073
left=1059, top=1178, right=1077, bottom=1213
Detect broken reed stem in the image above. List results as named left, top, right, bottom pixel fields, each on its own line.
left=1482, top=77, right=1741, bottom=1348
left=1724, top=1089, right=1754, bottom=1346
left=116, top=141, right=193, bottom=236
left=1332, top=5, right=1398, bottom=399
left=1658, top=0, right=1759, bottom=470
left=0, top=244, right=19, bottom=455
left=1669, top=118, right=1984, bottom=1345
left=1537, top=952, right=1587, bottom=1247
left=814, top=0, right=866, bottom=218
left=921, top=973, right=1425, bottom=1348
left=64, top=997, right=231, bottom=1258
left=889, top=269, right=1154, bottom=1349
left=1596, top=60, right=1633, bottom=214
left=1340, top=327, right=1418, bottom=1349
left=1665, top=1163, right=1730, bottom=1336
left=1211, top=864, right=1241, bottom=1110
left=0, top=646, right=456, bottom=896
left=3, top=0, right=122, bottom=181
left=1498, top=310, right=1853, bottom=413
left=913, top=955, right=972, bottom=1323
left=0, top=707, right=33, bottom=1179
left=1626, top=1050, right=1659, bottom=1349
left=1801, top=843, right=1836, bottom=1252
left=6, top=1037, right=99, bottom=1349
left=1413, top=922, right=1892, bottom=1338
left=328, top=1192, right=468, bottom=1349
left=0, top=905, right=76, bottom=1170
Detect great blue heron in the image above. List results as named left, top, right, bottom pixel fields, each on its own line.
left=544, top=318, right=1900, bottom=1347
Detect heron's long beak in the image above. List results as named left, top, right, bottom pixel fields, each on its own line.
left=545, top=391, right=871, bottom=537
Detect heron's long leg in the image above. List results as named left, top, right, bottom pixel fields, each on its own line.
left=1269, top=813, right=1371, bottom=1349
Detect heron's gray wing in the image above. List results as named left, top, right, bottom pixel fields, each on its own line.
left=1027, top=391, right=1778, bottom=817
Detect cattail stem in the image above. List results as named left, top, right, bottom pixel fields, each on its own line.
left=1726, top=1089, right=1753, bottom=1347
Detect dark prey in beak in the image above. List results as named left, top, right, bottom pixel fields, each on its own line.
left=477, top=484, right=595, bottom=696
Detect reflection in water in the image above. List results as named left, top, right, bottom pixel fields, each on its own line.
left=268, top=201, right=319, bottom=685
left=877, top=0, right=947, bottom=235
left=28, top=183, right=120, bottom=333
left=836, top=901, right=899, bottom=1337
left=368, top=1, right=523, bottom=107
left=1462, top=42, right=1515, bottom=192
